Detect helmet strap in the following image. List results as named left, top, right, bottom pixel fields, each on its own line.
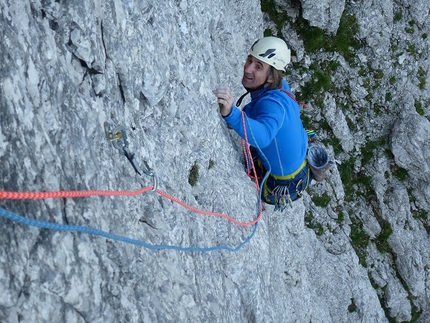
left=237, top=82, right=269, bottom=107
left=237, top=72, right=271, bottom=107
left=236, top=91, right=250, bottom=107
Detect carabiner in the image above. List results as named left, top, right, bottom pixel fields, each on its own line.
left=104, top=122, right=127, bottom=142
left=105, top=121, right=157, bottom=190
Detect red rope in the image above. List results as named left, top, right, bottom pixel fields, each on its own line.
left=281, top=89, right=308, bottom=108
left=0, top=186, right=261, bottom=227
left=1, top=113, right=264, bottom=227
left=241, top=111, right=263, bottom=216
left=0, top=187, right=151, bottom=199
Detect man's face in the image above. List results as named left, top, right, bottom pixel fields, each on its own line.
left=241, top=55, right=272, bottom=91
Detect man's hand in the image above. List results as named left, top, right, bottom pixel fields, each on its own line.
left=213, top=86, right=234, bottom=117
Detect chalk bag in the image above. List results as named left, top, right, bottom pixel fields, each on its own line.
left=307, top=145, right=333, bottom=182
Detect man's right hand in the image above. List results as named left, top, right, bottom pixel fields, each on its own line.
left=212, top=86, right=234, bottom=117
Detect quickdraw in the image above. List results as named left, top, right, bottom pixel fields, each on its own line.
left=272, top=177, right=307, bottom=212
left=306, top=129, right=317, bottom=142
left=272, top=185, right=293, bottom=211
left=104, top=122, right=157, bottom=191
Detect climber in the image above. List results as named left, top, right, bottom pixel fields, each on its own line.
left=213, top=36, right=311, bottom=209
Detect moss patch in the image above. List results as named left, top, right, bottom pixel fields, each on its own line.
left=374, top=221, right=393, bottom=254
left=312, top=192, right=332, bottom=208
left=188, top=160, right=199, bottom=186
left=350, top=216, right=370, bottom=267
left=294, top=13, right=362, bottom=62
left=305, top=211, right=325, bottom=236
left=208, top=159, right=215, bottom=170
left=361, top=136, right=386, bottom=165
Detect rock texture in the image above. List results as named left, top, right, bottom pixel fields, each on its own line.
left=271, top=0, right=430, bottom=322
left=299, top=0, right=346, bottom=34
left=1, top=0, right=430, bottom=322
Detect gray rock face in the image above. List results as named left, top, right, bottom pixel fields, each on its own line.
left=323, top=93, right=354, bottom=152
left=391, top=113, right=430, bottom=182
left=276, top=0, right=346, bottom=35
left=299, top=0, right=345, bottom=34
left=277, top=0, right=430, bottom=321
left=1, top=0, right=430, bottom=322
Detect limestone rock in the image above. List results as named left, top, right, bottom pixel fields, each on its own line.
left=323, top=93, right=354, bottom=152
left=298, top=0, right=346, bottom=35
left=391, top=113, right=430, bottom=182
left=2, top=0, right=430, bottom=322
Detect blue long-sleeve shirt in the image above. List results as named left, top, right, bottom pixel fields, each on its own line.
left=224, top=80, right=308, bottom=176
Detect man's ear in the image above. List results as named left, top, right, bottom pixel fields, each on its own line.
left=266, top=67, right=274, bottom=84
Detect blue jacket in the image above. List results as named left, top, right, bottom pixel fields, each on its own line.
left=223, top=80, right=308, bottom=176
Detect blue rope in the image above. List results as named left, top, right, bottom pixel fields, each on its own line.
left=0, top=112, right=271, bottom=252
left=0, top=207, right=258, bottom=252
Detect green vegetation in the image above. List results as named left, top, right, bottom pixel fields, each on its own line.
left=412, top=209, right=430, bottom=234
left=348, top=299, right=357, bottom=313
left=294, top=13, right=362, bottom=62
left=305, top=211, right=324, bottom=236
left=418, top=67, right=426, bottom=90
left=337, top=210, right=345, bottom=224
left=325, top=136, right=343, bottom=155
left=300, top=66, right=332, bottom=102
left=374, top=221, right=393, bottom=253
left=394, top=11, right=403, bottom=22
left=260, top=0, right=288, bottom=37
left=300, top=114, right=313, bottom=130
left=337, top=156, right=375, bottom=202
left=321, top=59, right=341, bottom=72
left=385, top=92, right=392, bottom=102
left=338, top=157, right=356, bottom=201
left=407, top=44, right=416, bottom=56
left=261, top=0, right=362, bottom=62
left=415, top=101, right=425, bottom=115
left=359, top=64, right=389, bottom=95
left=350, top=216, right=370, bottom=267
left=392, top=165, right=408, bottom=181
left=384, top=147, right=394, bottom=159
left=315, top=120, right=344, bottom=155
left=373, top=269, right=423, bottom=323
left=314, top=223, right=324, bottom=236
left=264, top=28, right=273, bottom=37
left=373, top=69, right=384, bottom=80
left=405, top=20, right=415, bottom=34
left=312, top=192, right=331, bottom=208
left=295, top=18, right=325, bottom=52
left=208, top=159, right=216, bottom=170
left=361, top=136, right=386, bottom=165
left=188, top=160, right=199, bottom=186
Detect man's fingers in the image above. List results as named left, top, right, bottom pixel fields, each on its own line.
left=213, top=87, right=234, bottom=115
left=213, top=87, right=231, bottom=96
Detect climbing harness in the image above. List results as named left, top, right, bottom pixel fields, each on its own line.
left=104, top=122, right=157, bottom=191
left=271, top=175, right=308, bottom=211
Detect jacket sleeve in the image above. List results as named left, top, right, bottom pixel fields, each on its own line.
left=223, top=97, right=285, bottom=148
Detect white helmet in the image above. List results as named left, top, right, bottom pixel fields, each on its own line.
left=249, top=37, right=291, bottom=72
